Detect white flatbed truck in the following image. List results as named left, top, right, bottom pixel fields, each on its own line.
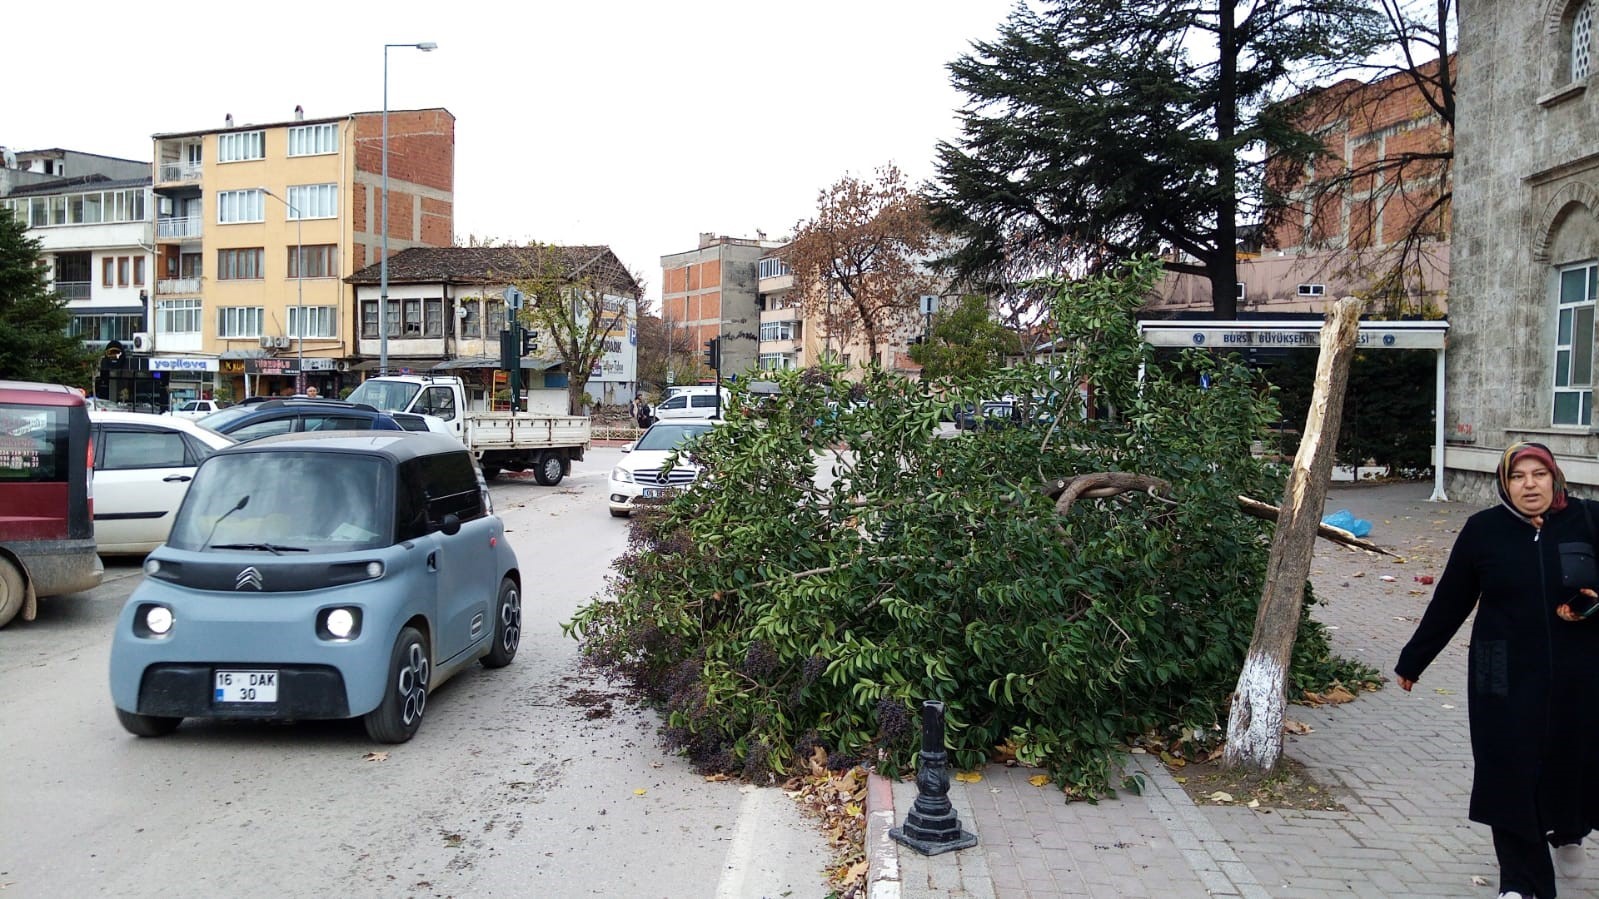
left=345, top=375, right=589, bottom=484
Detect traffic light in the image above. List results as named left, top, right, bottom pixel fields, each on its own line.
left=702, top=337, right=720, bottom=371
left=521, top=330, right=539, bottom=356
left=498, top=329, right=518, bottom=372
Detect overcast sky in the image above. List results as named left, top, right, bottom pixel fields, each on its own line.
left=7, top=0, right=1019, bottom=304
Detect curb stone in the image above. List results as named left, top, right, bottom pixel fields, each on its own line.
left=866, top=773, right=902, bottom=899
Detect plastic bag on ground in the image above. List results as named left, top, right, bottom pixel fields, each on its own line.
left=1321, top=509, right=1372, bottom=538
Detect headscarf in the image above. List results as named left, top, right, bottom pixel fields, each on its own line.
left=1497, top=441, right=1568, bottom=518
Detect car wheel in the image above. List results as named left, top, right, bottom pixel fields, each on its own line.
left=0, top=557, right=25, bottom=629
left=609, top=508, right=630, bottom=518
left=363, top=626, right=430, bottom=744
left=116, top=708, right=182, bottom=737
left=482, top=577, right=520, bottom=669
left=533, top=451, right=564, bottom=486
left=480, top=465, right=500, bottom=481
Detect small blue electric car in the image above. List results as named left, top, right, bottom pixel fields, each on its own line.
left=109, top=431, right=521, bottom=743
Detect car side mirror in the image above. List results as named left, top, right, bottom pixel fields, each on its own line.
left=621, top=442, right=634, bottom=453
left=438, top=513, right=461, bottom=536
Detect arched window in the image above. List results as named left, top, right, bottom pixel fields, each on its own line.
left=1575, top=0, right=1594, bottom=82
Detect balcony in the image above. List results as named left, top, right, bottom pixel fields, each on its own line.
left=157, top=216, right=203, bottom=240
left=157, top=162, right=202, bottom=185
left=157, top=278, right=201, bottom=296
left=52, top=281, right=91, bottom=301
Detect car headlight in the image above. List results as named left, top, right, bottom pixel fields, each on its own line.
left=365, top=561, right=384, bottom=579
left=143, top=558, right=162, bottom=576
left=611, top=467, right=634, bottom=484
left=317, top=607, right=363, bottom=641
left=136, top=604, right=174, bottom=637
left=326, top=608, right=356, bottom=638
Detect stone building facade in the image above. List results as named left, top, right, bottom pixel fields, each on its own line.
left=1445, top=0, right=1599, bottom=500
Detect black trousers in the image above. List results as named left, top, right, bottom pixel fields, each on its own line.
left=1494, top=828, right=1587, bottom=898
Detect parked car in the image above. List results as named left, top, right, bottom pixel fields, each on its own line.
left=957, top=401, right=1028, bottom=432
left=653, top=391, right=724, bottom=421
left=108, top=431, right=520, bottom=742
left=88, top=411, right=236, bottom=555
left=0, top=381, right=102, bottom=628
left=607, top=421, right=717, bottom=517
left=195, top=398, right=435, bottom=442
left=167, top=399, right=224, bottom=420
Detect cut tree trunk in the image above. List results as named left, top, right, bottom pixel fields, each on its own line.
left=1223, top=297, right=1363, bottom=772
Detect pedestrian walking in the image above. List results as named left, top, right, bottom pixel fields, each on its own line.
left=1397, top=442, right=1599, bottom=899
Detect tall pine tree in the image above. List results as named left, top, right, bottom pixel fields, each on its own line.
left=930, top=0, right=1384, bottom=317
left=0, top=209, right=95, bottom=386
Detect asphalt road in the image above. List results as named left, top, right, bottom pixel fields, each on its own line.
left=0, top=446, right=830, bottom=898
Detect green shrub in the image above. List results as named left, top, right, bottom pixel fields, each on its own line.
left=567, top=257, right=1365, bottom=796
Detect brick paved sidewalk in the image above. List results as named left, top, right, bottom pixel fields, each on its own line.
left=873, top=481, right=1599, bottom=898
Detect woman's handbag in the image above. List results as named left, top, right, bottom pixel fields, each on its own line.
left=1559, top=500, right=1599, bottom=619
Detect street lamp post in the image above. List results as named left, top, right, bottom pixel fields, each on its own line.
left=381, top=40, right=438, bottom=378
left=261, top=188, right=304, bottom=393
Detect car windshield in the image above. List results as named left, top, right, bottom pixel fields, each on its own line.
left=635, top=424, right=713, bottom=452
left=344, top=380, right=420, bottom=413
left=167, top=451, right=390, bottom=553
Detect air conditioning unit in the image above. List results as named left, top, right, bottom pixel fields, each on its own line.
left=130, top=332, right=152, bottom=353
left=275, top=335, right=293, bottom=349
left=335, top=360, right=350, bottom=372
left=259, top=335, right=274, bottom=348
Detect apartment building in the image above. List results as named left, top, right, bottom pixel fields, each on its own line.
left=150, top=107, right=455, bottom=399
left=0, top=149, right=160, bottom=406
left=1150, top=58, right=1453, bottom=317
left=660, top=234, right=771, bottom=381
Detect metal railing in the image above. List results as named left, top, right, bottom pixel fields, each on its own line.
left=52, top=281, right=91, bottom=300
left=157, top=162, right=202, bottom=184
left=157, top=277, right=201, bottom=295
left=156, top=216, right=202, bottom=239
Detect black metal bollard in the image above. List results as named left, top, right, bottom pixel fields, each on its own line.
left=890, top=700, right=978, bottom=855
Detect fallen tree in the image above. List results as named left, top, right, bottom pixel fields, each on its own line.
left=568, top=258, right=1377, bottom=796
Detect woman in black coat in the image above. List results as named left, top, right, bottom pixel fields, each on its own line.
left=1397, top=442, right=1599, bottom=899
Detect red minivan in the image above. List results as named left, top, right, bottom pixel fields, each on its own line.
left=0, top=380, right=103, bottom=627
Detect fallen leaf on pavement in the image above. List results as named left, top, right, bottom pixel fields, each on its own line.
left=1380, top=575, right=1398, bottom=583
left=1283, top=720, right=1314, bottom=735
left=1472, top=875, right=1489, bottom=886
left=1352, top=571, right=1367, bottom=578
left=1160, top=751, right=1186, bottom=768
left=1028, top=774, right=1053, bottom=787
left=362, top=751, right=389, bottom=762
left=1247, top=799, right=1260, bottom=809
left=1442, top=704, right=1456, bottom=709
left=633, top=788, right=648, bottom=796
left=1433, top=688, right=1454, bottom=695
left=704, top=773, right=730, bottom=782
left=955, top=771, right=983, bottom=783
left=1207, top=791, right=1234, bottom=803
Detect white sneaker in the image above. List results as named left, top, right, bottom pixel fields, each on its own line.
left=1556, top=841, right=1585, bottom=878
left=1497, top=891, right=1525, bottom=899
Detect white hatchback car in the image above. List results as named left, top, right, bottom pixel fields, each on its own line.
left=89, top=411, right=236, bottom=555
left=168, top=399, right=223, bottom=420
left=607, top=421, right=717, bottom=517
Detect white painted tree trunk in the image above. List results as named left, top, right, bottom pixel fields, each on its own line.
left=1223, top=297, right=1363, bottom=771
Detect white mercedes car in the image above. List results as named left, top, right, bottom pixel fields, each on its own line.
left=607, top=421, right=716, bottom=517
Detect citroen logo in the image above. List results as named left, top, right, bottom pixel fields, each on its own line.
left=235, top=567, right=264, bottom=591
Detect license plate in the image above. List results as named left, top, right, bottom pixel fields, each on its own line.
left=214, top=670, right=278, bottom=703
left=642, top=487, right=674, bottom=498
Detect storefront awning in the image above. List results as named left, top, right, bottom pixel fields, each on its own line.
left=430, top=355, right=563, bottom=371
left=349, top=358, right=446, bottom=373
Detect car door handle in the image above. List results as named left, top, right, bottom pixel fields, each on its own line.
left=162, top=474, right=192, bottom=483
left=427, top=551, right=438, bottom=571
